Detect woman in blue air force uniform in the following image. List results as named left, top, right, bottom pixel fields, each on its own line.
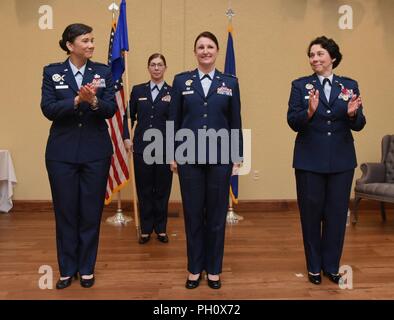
left=41, top=23, right=117, bottom=289
left=123, top=53, right=173, bottom=244
left=169, top=31, right=243, bottom=289
left=287, top=36, right=366, bottom=285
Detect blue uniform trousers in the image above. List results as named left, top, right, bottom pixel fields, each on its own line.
left=178, top=163, right=232, bottom=275
left=295, top=169, right=354, bottom=274
left=133, top=153, right=172, bottom=235
left=46, top=158, right=110, bottom=277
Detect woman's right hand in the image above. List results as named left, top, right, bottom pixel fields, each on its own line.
left=170, top=161, right=178, bottom=174
left=123, top=139, right=133, bottom=153
left=307, top=89, right=319, bottom=119
left=78, top=83, right=97, bottom=104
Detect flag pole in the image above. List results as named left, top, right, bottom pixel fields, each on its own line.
left=106, top=1, right=133, bottom=226
left=225, top=4, right=244, bottom=224
left=110, top=2, right=117, bottom=20
left=123, top=51, right=141, bottom=238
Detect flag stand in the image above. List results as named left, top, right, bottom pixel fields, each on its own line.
left=106, top=191, right=133, bottom=225
left=227, top=196, right=243, bottom=224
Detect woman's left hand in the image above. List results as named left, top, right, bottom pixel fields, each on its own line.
left=232, top=163, right=241, bottom=176
left=79, top=83, right=97, bottom=105
left=170, top=161, right=178, bottom=174
left=347, top=94, right=362, bottom=118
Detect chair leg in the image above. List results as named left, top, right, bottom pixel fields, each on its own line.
left=380, top=202, right=387, bottom=222
left=352, top=196, right=362, bottom=225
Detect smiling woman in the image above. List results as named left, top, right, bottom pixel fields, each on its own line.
left=169, top=31, right=243, bottom=290
left=287, top=36, right=366, bottom=286
left=193, top=31, right=219, bottom=73
left=59, top=24, right=95, bottom=67
left=40, top=23, right=117, bottom=290
left=308, top=37, right=342, bottom=78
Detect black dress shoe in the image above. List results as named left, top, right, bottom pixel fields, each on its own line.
left=157, top=234, right=169, bottom=243
left=80, top=276, right=95, bottom=288
left=139, top=235, right=151, bottom=244
left=185, top=274, right=201, bottom=289
left=308, top=273, right=322, bottom=285
left=207, top=276, right=221, bottom=289
left=323, top=271, right=342, bottom=284
left=56, top=273, right=78, bottom=290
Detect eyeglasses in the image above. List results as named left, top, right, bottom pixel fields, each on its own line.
left=149, top=63, right=165, bottom=68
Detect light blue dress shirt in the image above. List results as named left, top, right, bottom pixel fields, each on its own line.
left=318, top=74, right=333, bottom=102
left=150, top=80, right=164, bottom=102
left=198, top=69, right=215, bottom=97
left=69, top=60, right=86, bottom=90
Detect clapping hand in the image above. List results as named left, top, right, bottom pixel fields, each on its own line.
left=78, top=83, right=97, bottom=105
left=347, top=94, right=362, bottom=118
left=307, top=89, right=319, bottom=118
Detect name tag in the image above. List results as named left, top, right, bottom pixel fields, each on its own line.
left=217, top=87, right=232, bottom=96
left=138, top=97, right=148, bottom=101
left=304, top=96, right=310, bottom=100
left=55, top=85, right=69, bottom=89
left=182, top=90, right=194, bottom=95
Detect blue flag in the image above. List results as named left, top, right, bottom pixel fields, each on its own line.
left=224, top=25, right=239, bottom=204
left=224, top=31, right=236, bottom=76
left=104, top=0, right=130, bottom=205
left=111, top=0, right=129, bottom=82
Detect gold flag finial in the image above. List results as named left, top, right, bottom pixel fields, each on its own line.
left=226, top=7, right=235, bottom=32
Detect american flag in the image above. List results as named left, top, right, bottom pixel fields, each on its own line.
left=104, top=5, right=130, bottom=205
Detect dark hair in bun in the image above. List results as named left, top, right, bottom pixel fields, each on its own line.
left=59, top=23, right=93, bottom=54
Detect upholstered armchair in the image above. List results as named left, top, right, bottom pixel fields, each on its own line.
left=353, top=135, right=394, bottom=224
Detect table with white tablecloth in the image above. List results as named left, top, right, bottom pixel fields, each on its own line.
left=0, top=150, right=17, bottom=213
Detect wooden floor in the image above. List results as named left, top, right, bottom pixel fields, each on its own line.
left=0, top=208, right=393, bottom=300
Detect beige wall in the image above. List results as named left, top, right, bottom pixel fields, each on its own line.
left=0, top=0, right=393, bottom=201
